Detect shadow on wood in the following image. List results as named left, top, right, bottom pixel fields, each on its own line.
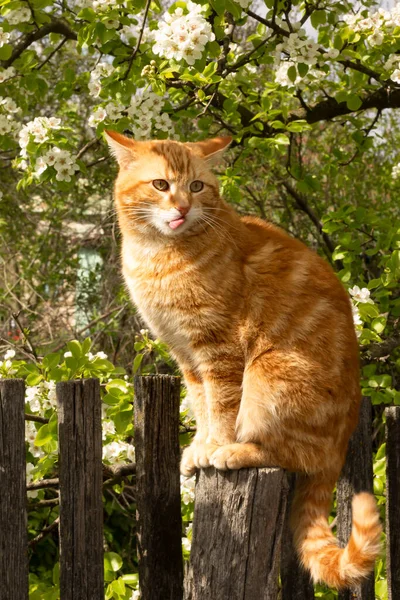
left=337, top=397, right=374, bottom=600
left=281, top=473, right=315, bottom=600
left=184, top=467, right=289, bottom=600
left=386, top=406, right=400, bottom=600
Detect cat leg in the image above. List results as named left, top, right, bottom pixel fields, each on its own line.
left=194, top=368, right=242, bottom=467
left=180, top=370, right=209, bottom=476
left=211, top=354, right=345, bottom=473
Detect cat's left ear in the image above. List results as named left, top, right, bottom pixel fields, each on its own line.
left=104, top=130, right=137, bottom=169
left=186, top=136, right=232, bottom=165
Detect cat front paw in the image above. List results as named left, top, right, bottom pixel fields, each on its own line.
left=180, top=440, right=220, bottom=475
left=210, top=443, right=253, bottom=471
left=180, top=445, right=197, bottom=477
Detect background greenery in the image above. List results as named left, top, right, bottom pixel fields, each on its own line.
left=0, top=0, right=399, bottom=598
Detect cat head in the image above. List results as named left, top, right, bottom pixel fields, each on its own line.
left=105, top=131, right=231, bottom=237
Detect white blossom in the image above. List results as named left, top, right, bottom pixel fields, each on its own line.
left=88, top=107, right=107, bottom=127
left=26, top=462, right=39, bottom=498
left=153, top=8, right=215, bottom=65
left=0, top=96, right=19, bottom=113
left=349, top=285, right=374, bottom=304
left=391, top=69, right=400, bottom=84
left=0, top=29, right=10, bottom=47
left=180, top=474, right=195, bottom=504
left=324, top=48, right=339, bottom=59
left=0, top=67, right=15, bottom=83
left=351, top=304, right=363, bottom=326
left=105, top=102, right=123, bottom=120
left=5, top=7, right=31, bottom=24
left=130, top=591, right=140, bottom=600
left=392, top=162, right=400, bottom=179
left=104, top=18, right=119, bottom=29
left=4, top=348, right=15, bottom=360
left=368, top=30, right=384, bottom=46
left=25, top=422, right=43, bottom=458
left=103, top=440, right=135, bottom=463
left=18, top=117, right=62, bottom=150
left=0, top=114, right=14, bottom=135
left=102, top=420, right=116, bottom=440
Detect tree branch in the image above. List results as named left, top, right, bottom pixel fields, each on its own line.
left=121, top=0, right=151, bottom=81
left=2, top=18, right=77, bottom=68
left=280, top=180, right=343, bottom=267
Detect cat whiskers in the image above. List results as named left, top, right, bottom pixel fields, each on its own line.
left=199, top=213, right=239, bottom=250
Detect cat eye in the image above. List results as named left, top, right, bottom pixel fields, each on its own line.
left=190, top=180, right=204, bottom=193
left=152, top=179, right=169, bottom=191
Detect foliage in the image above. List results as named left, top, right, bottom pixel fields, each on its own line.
left=1, top=337, right=193, bottom=599
left=0, top=0, right=399, bottom=597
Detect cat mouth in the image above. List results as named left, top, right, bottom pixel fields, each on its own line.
left=168, top=216, right=186, bottom=230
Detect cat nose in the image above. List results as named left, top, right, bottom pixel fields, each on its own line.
left=177, top=205, right=190, bottom=217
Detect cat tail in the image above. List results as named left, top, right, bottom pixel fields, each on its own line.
left=290, top=472, right=382, bottom=589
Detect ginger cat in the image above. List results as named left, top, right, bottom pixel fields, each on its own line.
left=106, top=130, right=381, bottom=590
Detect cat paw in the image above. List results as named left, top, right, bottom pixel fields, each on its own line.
left=180, top=445, right=197, bottom=477
left=180, top=441, right=220, bottom=474
left=209, top=443, right=252, bottom=471
left=194, top=441, right=220, bottom=469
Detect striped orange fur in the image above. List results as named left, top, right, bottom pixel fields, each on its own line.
left=106, top=130, right=382, bottom=589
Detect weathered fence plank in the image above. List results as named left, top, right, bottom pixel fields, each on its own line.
left=134, top=375, right=183, bottom=600
left=57, top=378, right=103, bottom=600
left=184, top=466, right=289, bottom=600
left=385, top=406, right=400, bottom=600
left=281, top=473, right=315, bottom=600
left=337, top=397, right=374, bottom=600
left=0, top=379, right=28, bottom=600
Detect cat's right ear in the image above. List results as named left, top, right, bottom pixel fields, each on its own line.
left=104, top=130, right=137, bottom=169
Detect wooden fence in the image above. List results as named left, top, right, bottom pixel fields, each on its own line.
left=0, top=376, right=399, bottom=600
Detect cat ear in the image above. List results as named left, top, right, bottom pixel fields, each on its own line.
left=187, top=136, right=232, bottom=165
left=104, top=130, right=137, bottom=168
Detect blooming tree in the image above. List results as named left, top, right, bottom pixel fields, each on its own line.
left=0, top=0, right=399, bottom=598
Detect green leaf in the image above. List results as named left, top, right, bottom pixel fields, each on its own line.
left=35, top=424, right=53, bottom=447
left=0, top=44, right=12, bottom=60
left=273, top=133, right=290, bottom=146
left=82, top=337, right=92, bottom=355
left=133, top=353, right=143, bottom=374
left=114, top=407, right=133, bottom=434
left=287, top=65, right=297, bottom=83
left=371, top=316, right=387, bottom=334
left=104, top=552, right=123, bottom=573
left=311, top=10, right=327, bottom=27
left=297, top=63, right=309, bottom=77
left=346, top=94, right=363, bottom=111
left=67, top=340, right=82, bottom=359
left=43, top=353, right=61, bottom=370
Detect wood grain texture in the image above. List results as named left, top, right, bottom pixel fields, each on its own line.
left=0, top=379, right=28, bottom=600
left=385, top=406, right=400, bottom=600
left=57, top=379, right=103, bottom=600
left=281, top=473, right=315, bottom=600
left=184, top=467, right=289, bottom=600
left=337, top=397, right=374, bottom=600
left=134, top=375, right=183, bottom=600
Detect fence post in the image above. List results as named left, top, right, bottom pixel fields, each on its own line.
left=385, top=406, right=400, bottom=600
left=184, top=466, right=289, bottom=600
left=0, top=379, right=28, bottom=600
left=337, top=397, right=374, bottom=600
left=134, top=374, right=183, bottom=600
left=57, top=378, right=104, bottom=600
left=281, top=473, right=315, bottom=600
